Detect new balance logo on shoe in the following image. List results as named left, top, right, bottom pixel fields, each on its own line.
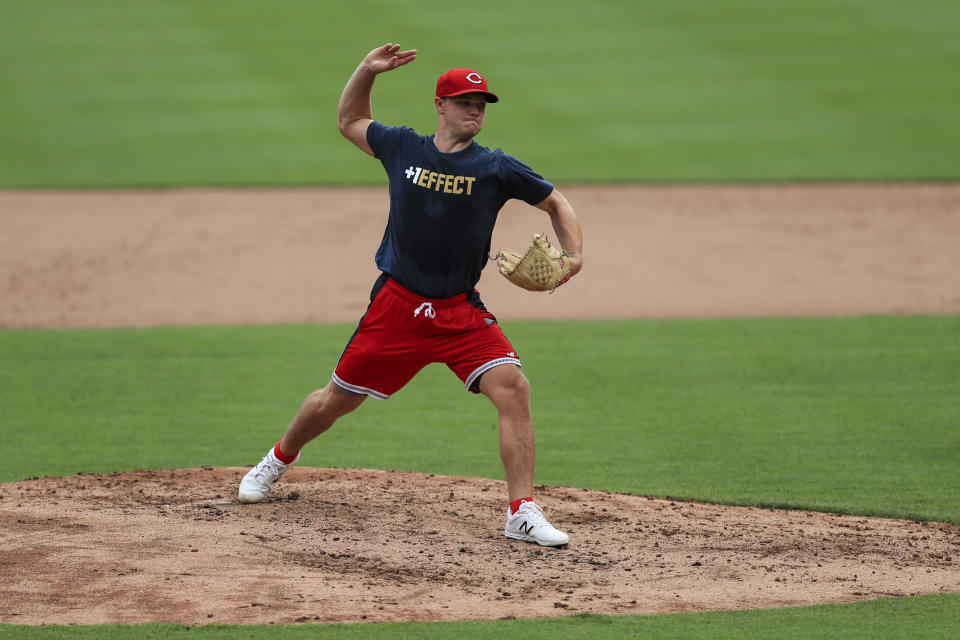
left=505, top=501, right=569, bottom=546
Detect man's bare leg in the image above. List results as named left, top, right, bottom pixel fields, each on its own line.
left=481, top=364, right=569, bottom=546
left=279, top=381, right=366, bottom=455
left=479, top=364, right=535, bottom=502
left=238, top=381, right=365, bottom=503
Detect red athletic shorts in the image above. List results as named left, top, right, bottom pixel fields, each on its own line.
left=332, top=275, right=521, bottom=399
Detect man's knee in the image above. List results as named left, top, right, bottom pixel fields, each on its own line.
left=481, top=365, right=531, bottom=405
left=305, top=382, right=364, bottom=420
left=503, top=368, right=530, bottom=399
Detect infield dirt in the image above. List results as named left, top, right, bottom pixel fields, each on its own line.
left=3, top=467, right=960, bottom=625
left=1, top=184, right=959, bottom=625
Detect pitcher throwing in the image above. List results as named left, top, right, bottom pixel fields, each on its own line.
left=239, top=43, right=583, bottom=546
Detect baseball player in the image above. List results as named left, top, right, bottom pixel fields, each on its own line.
left=239, top=43, right=583, bottom=547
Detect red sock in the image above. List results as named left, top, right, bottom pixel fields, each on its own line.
left=509, top=497, right=533, bottom=515
left=273, top=442, right=298, bottom=464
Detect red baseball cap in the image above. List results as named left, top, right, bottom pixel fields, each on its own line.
left=436, top=68, right=499, bottom=103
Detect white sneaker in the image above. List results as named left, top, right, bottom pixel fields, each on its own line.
left=504, top=501, right=569, bottom=546
left=238, top=448, right=299, bottom=504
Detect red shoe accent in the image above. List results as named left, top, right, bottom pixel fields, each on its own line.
left=273, top=442, right=298, bottom=464
left=509, top=497, right=533, bottom=515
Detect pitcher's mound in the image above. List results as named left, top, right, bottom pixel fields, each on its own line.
left=2, top=467, right=958, bottom=625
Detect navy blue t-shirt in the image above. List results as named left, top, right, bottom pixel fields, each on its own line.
left=366, top=121, right=554, bottom=299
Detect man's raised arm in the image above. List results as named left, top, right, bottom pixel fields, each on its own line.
left=337, top=43, right=417, bottom=156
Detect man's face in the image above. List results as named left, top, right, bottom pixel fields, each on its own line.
left=437, top=93, right=488, bottom=137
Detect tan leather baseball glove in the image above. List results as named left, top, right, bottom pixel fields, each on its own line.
left=497, top=233, right=573, bottom=292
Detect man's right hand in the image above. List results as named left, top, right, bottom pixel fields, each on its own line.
left=364, top=43, right=417, bottom=75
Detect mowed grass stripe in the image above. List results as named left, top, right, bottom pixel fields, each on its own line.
left=0, top=594, right=958, bottom=639
left=2, top=316, right=957, bottom=525
left=1, top=0, right=958, bottom=186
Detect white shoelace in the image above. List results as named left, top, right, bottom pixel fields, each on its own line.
left=254, top=456, right=285, bottom=483
left=516, top=502, right=552, bottom=528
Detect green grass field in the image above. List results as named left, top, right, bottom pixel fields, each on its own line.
left=1, top=0, right=959, bottom=186
left=3, top=317, right=959, bottom=524
left=1, top=595, right=959, bottom=640
left=1, top=318, right=959, bottom=638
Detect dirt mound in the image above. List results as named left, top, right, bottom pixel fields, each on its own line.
left=2, top=468, right=958, bottom=625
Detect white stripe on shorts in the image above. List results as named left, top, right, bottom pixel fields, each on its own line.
left=332, top=373, right=390, bottom=400
left=465, top=357, right=522, bottom=391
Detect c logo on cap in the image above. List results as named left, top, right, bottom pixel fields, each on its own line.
left=465, top=72, right=483, bottom=84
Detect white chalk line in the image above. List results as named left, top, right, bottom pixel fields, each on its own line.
left=160, top=498, right=234, bottom=510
